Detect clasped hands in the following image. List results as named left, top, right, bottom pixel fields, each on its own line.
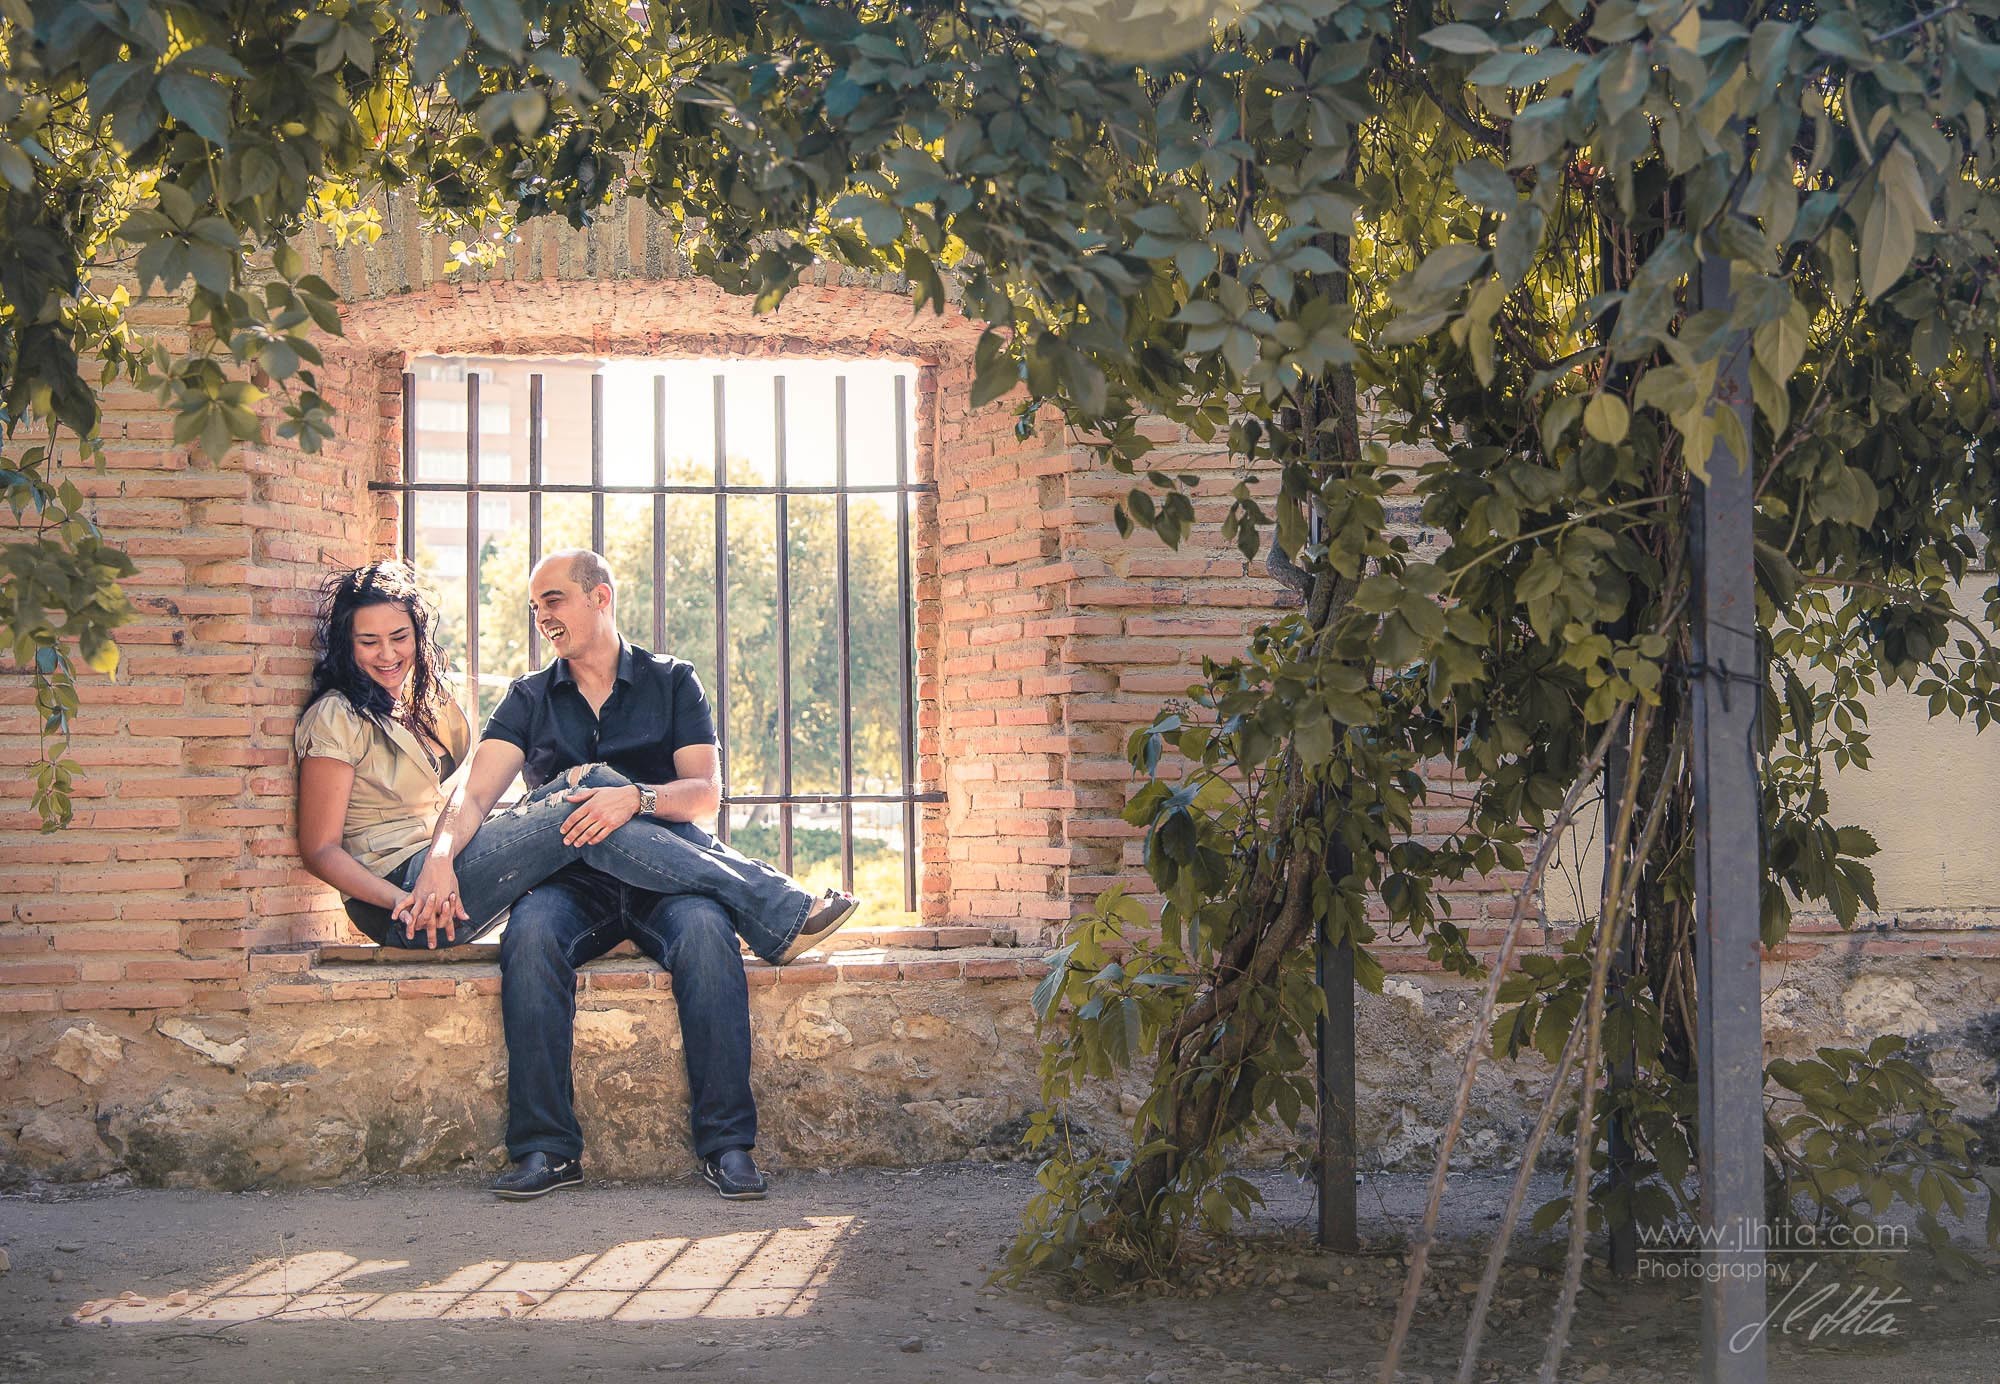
left=392, top=783, right=646, bottom=947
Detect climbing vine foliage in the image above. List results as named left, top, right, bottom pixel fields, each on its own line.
left=4, top=0, right=1999, bottom=1356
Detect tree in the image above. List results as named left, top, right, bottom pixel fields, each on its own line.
left=5, top=3, right=2000, bottom=1371
left=428, top=453, right=907, bottom=797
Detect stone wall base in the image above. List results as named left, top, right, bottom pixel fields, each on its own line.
left=1, top=947, right=1994, bottom=1189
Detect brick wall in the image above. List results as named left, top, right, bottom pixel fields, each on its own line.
left=4, top=193, right=1993, bottom=1029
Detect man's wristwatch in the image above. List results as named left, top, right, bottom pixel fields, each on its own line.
left=636, top=784, right=657, bottom=818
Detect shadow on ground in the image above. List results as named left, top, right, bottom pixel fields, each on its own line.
left=0, top=1165, right=1993, bottom=1383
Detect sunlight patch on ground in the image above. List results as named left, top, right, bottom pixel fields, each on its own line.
left=71, top=1217, right=853, bottom=1326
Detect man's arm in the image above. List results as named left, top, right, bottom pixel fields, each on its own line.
left=556, top=743, right=721, bottom=845
left=404, top=737, right=526, bottom=944
left=652, top=743, right=722, bottom=821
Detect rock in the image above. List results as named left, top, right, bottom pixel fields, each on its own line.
left=0, top=1247, right=9, bottom=1273
left=777, top=995, right=853, bottom=1060
left=1840, top=976, right=1937, bottom=1035
left=156, top=1015, right=248, bottom=1068
left=51, top=1023, right=124, bottom=1087
left=574, top=1009, right=644, bottom=1053
left=18, top=1115, right=107, bottom=1171
left=49, top=1269, right=63, bottom=1284
left=57, top=1241, right=83, bottom=1253
left=898, top=1337, right=924, bottom=1353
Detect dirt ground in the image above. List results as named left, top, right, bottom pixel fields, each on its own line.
left=1, top=1164, right=1994, bottom=1384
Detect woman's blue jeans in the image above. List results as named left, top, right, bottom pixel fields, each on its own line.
left=343, top=764, right=814, bottom=965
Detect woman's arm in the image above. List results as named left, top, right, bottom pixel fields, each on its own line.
left=298, top=755, right=408, bottom=911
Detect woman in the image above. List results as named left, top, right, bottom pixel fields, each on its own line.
left=295, top=561, right=856, bottom=961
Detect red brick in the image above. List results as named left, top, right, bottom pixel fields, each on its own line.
left=962, top=957, right=1027, bottom=980
left=324, top=980, right=394, bottom=1001
left=62, top=982, right=195, bottom=1009
left=898, top=958, right=962, bottom=981
left=102, top=776, right=243, bottom=799
left=123, top=716, right=255, bottom=737
left=394, top=978, right=459, bottom=998
left=0, top=961, right=82, bottom=985
left=57, top=865, right=185, bottom=892
left=260, top=983, right=331, bottom=1004
left=0, top=990, right=59, bottom=1013
left=123, top=958, right=248, bottom=981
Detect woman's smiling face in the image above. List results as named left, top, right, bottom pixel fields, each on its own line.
left=350, top=600, right=417, bottom=699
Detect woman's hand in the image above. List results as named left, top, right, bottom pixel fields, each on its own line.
left=404, top=857, right=467, bottom=949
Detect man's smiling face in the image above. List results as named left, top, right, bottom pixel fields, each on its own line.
left=528, top=557, right=615, bottom=663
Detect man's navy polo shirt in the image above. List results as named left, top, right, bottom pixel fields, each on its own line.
left=482, top=640, right=717, bottom=791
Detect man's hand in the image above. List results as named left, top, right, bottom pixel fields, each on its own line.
left=401, top=856, right=467, bottom=949
left=562, top=783, right=642, bottom=846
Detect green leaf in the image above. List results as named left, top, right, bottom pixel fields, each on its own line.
left=1860, top=146, right=1931, bottom=301
left=0, top=141, right=32, bottom=192
left=159, top=72, right=231, bottom=146
left=1453, top=158, right=1518, bottom=212
left=1583, top=394, right=1629, bottom=444
left=413, top=14, right=470, bottom=86
left=461, top=0, right=527, bottom=58
left=1422, top=24, right=1501, bottom=55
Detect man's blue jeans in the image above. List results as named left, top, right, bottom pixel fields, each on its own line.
left=500, top=864, right=757, bottom=1163
left=346, top=764, right=812, bottom=964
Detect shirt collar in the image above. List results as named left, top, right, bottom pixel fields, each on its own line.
left=552, top=638, right=638, bottom=689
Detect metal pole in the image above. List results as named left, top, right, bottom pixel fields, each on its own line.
left=1691, top=253, right=1767, bottom=1382
left=1317, top=832, right=1358, bottom=1251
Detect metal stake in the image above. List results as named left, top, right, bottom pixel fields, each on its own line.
left=1691, top=251, right=1767, bottom=1383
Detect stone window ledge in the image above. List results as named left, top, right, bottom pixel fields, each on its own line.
left=309, top=925, right=1020, bottom=965
left=247, top=941, right=1050, bottom=1006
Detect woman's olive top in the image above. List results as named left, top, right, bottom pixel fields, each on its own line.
left=294, top=694, right=472, bottom=882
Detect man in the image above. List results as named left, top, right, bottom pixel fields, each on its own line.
left=406, top=548, right=852, bottom=1201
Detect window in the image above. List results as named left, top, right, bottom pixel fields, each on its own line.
left=379, top=356, right=939, bottom=922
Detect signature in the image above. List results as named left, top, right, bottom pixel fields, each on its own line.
left=1729, top=1262, right=1908, bottom=1353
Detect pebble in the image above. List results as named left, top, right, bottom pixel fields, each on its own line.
left=0, top=1248, right=9, bottom=1273
left=56, top=1242, right=83, bottom=1254
left=898, top=1336, right=923, bottom=1353
left=48, top=1269, right=64, bottom=1284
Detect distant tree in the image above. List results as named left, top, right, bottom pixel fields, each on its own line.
left=428, top=454, right=907, bottom=797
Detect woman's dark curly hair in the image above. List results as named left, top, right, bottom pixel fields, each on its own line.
left=306, top=562, right=452, bottom=750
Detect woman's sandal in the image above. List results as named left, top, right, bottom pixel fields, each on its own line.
left=779, top=889, right=862, bottom=965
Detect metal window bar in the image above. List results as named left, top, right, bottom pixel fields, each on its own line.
left=590, top=373, right=606, bottom=556
left=772, top=376, right=795, bottom=876
left=835, top=376, right=855, bottom=894
left=894, top=373, right=917, bottom=914
left=711, top=372, right=731, bottom=846
left=652, top=375, right=667, bottom=653
left=464, top=371, right=481, bottom=730
left=400, top=373, right=416, bottom=567
left=527, top=373, right=544, bottom=669
left=384, top=363, right=944, bottom=910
